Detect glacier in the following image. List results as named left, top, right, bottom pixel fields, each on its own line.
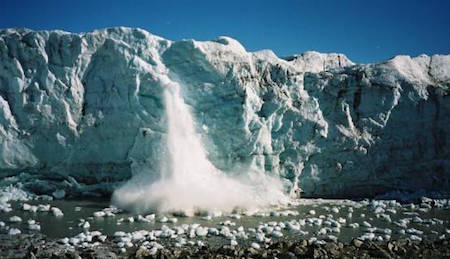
left=0, top=27, right=449, bottom=200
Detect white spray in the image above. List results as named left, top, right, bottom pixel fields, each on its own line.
left=112, top=76, right=288, bottom=215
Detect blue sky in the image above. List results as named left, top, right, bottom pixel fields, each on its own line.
left=0, top=0, right=449, bottom=63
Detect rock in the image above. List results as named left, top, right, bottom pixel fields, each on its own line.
left=352, top=239, right=364, bottom=248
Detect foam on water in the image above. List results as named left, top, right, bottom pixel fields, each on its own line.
left=112, top=77, right=288, bottom=215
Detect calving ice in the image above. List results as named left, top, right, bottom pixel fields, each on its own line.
left=0, top=27, right=449, bottom=211
left=112, top=66, right=288, bottom=214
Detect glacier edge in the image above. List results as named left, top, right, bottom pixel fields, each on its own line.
left=0, top=27, right=448, bottom=198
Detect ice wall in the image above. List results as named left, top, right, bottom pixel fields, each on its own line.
left=0, top=27, right=448, bottom=197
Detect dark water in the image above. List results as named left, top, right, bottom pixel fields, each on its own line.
left=1, top=198, right=449, bottom=245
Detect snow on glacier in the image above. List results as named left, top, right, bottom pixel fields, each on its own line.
left=0, top=27, right=449, bottom=207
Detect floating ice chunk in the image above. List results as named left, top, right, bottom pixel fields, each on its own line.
left=168, top=217, right=178, bottom=223
left=59, top=237, right=69, bottom=244
left=332, top=227, right=340, bottom=233
left=22, top=203, right=31, bottom=211
left=331, top=207, right=339, bottom=213
left=326, top=235, right=338, bottom=242
left=386, top=208, right=396, bottom=214
left=374, top=207, right=385, bottom=214
left=235, top=231, right=248, bottom=239
left=221, top=220, right=235, bottom=226
left=410, top=235, right=422, bottom=241
left=286, top=221, right=300, bottom=231
left=93, top=211, right=106, bottom=217
left=230, top=214, right=241, bottom=219
left=9, top=216, right=22, bottom=223
left=201, top=215, right=212, bottom=221
left=394, top=219, right=409, bottom=228
left=0, top=221, right=5, bottom=228
left=82, top=221, right=90, bottom=229
left=359, top=232, right=375, bottom=241
left=145, top=214, right=156, bottom=221
left=158, top=216, right=168, bottom=223
left=348, top=223, right=359, bottom=228
left=406, top=228, right=423, bottom=235
left=52, top=190, right=66, bottom=199
left=256, top=232, right=265, bottom=242
left=433, top=218, right=444, bottom=225
left=28, top=223, right=41, bottom=231
left=251, top=242, right=260, bottom=249
left=208, top=227, right=219, bottom=236
left=309, top=210, right=316, bottom=215
left=195, top=226, right=208, bottom=237
left=69, top=237, right=80, bottom=245
left=51, top=207, right=64, bottom=217
left=272, top=230, right=283, bottom=238
left=362, top=221, right=371, bottom=228
left=127, top=217, right=135, bottom=223
left=379, top=213, right=391, bottom=222
left=230, top=239, right=238, bottom=246
left=308, top=237, right=317, bottom=244
left=9, top=228, right=21, bottom=235
left=38, top=204, right=51, bottom=212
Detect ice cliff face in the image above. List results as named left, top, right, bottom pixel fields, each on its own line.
left=0, top=27, right=448, bottom=197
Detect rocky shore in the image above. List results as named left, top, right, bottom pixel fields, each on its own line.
left=2, top=233, right=449, bottom=259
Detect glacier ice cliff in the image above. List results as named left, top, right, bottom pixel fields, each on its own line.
left=0, top=27, right=448, bottom=198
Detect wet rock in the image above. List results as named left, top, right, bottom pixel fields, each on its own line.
left=352, top=238, right=364, bottom=248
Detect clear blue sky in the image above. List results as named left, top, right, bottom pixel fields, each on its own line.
left=1, top=0, right=449, bottom=63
